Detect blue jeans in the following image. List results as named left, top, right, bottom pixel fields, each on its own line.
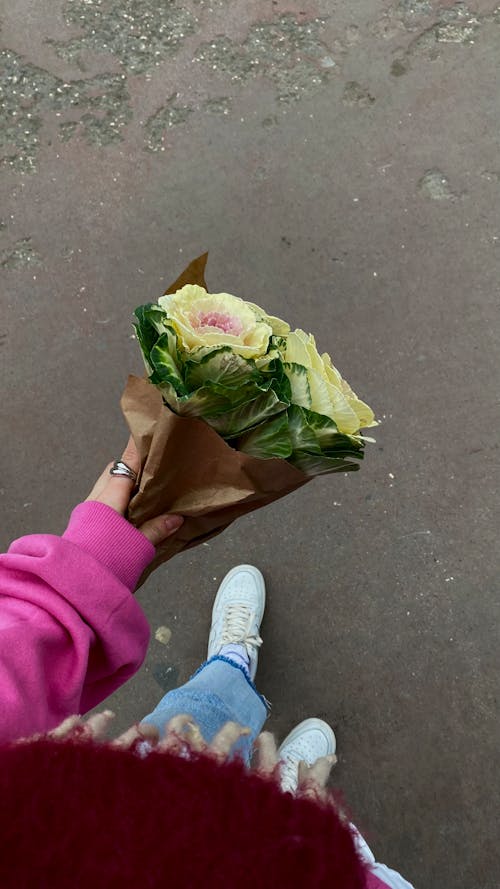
left=141, top=655, right=269, bottom=763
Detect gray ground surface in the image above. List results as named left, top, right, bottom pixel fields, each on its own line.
left=2, top=1, right=500, bottom=886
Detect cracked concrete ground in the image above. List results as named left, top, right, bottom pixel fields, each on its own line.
left=1, top=1, right=500, bottom=885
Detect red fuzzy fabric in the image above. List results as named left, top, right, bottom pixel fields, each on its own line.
left=0, top=737, right=368, bottom=889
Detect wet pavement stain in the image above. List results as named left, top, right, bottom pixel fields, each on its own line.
left=58, top=121, right=80, bottom=143
left=56, top=73, right=132, bottom=146
left=49, top=0, right=196, bottom=74
left=417, top=169, right=460, bottom=201
left=152, top=662, right=179, bottom=692
left=144, top=94, right=233, bottom=148
left=342, top=81, right=375, bottom=108
left=1, top=2, right=499, bottom=173
left=202, top=96, right=231, bottom=115
left=195, top=14, right=337, bottom=103
left=261, top=114, right=279, bottom=128
left=387, top=2, right=500, bottom=75
left=1, top=237, right=43, bottom=269
left=391, top=58, right=410, bottom=77
left=397, top=0, right=433, bottom=19
left=144, top=94, right=195, bottom=151
left=0, top=50, right=132, bottom=171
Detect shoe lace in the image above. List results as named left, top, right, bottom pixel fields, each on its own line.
left=279, top=755, right=299, bottom=794
left=220, top=603, right=263, bottom=656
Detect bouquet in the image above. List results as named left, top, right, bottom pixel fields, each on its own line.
left=122, top=255, right=376, bottom=585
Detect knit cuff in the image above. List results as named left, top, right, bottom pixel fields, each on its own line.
left=63, top=501, right=155, bottom=591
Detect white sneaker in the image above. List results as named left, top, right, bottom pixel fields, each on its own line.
left=278, top=718, right=336, bottom=794
left=207, top=565, right=266, bottom=681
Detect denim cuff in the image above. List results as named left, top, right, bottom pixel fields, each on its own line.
left=190, top=655, right=271, bottom=712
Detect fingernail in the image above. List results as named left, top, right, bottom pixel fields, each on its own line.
left=164, top=514, right=183, bottom=532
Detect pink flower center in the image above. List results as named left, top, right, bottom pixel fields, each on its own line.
left=194, top=311, right=244, bottom=336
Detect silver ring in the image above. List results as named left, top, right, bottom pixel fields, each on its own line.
left=110, top=460, right=137, bottom=482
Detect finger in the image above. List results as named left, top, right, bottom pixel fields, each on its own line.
left=138, top=513, right=184, bottom=546
left=210, top=721, right=250, bottom=758
left=297, top=755, right=336, bottom=797
left=157, top=714, right=202, bottom=754
left=86, top=466, right=131, bottom=513
left=48, top=715, right=85, bottom=739
left=113, top=722, right=159, bottom=749
left=85, top=462, right=114, bottom=501
left=120, top=435, right=141, bottom=475
left=17, top=715, right=83, bottom=745
left=183, top=720, right=206, bottom=753
left=307, top=754, right=337, bottom=786
left=253, top=731, right=279, bottom=775
left=99, top=436, right=141, bottom=511
left=83, top=710, right=116, bottom=740
left=86, top=437, right=142, bottom=514
left=155, top=719, right=207, bottom=756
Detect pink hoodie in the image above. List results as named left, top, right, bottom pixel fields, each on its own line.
left=0, top=501, right=153, bottom=741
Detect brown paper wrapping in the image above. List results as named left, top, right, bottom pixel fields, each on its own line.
left=121, top=254, right=311, bottom=588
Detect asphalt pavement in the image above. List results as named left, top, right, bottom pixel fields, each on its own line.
left=2, top=2, right=500, bottom=886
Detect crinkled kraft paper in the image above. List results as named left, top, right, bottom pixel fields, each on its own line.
left=121, top=254, right=310, bottom=588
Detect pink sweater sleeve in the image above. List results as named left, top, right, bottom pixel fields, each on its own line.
left=0, top=501, right=155, bottom=742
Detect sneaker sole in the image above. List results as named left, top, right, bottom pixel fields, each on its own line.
left=278, top=717, right=336, bottom=758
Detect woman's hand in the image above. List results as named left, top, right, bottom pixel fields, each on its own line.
left=86, top=436, right=183, bottom=546
left=31, top=713, right=336, bottom=799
